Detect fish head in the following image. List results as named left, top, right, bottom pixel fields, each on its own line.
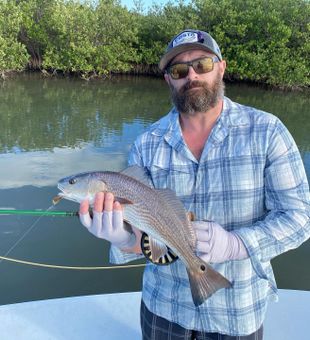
left=57, top=172, right=108, bottom=204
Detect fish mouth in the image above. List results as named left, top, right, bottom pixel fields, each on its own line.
left=52, top=189, right=89, bottom=205
left=52, top=192, right=65, bottom=205
left=53, top=183, right=68, bottom=205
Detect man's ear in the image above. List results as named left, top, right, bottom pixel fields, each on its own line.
left=164, top=72, right=170, bottom=84
left=219, top=60, right=226, bottom=77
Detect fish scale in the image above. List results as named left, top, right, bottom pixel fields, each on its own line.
left=105, top=172, right=195, bottom=248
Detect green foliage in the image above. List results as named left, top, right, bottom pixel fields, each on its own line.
left=17, top=0, right=60, bottom=69
left=0, top=0, right=29, bottom=74
left=0, top=0, right=308, bottom=87
left=136, top=1, right=199, bottom=65
left=93, top=0, right=140, bottom=74
left=40, top=0, right=99, bottom=73
left=16, top=0, right=139, bottom=75
left=194, top=0, right=310, bottom=88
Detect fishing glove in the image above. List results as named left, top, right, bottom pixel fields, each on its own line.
left=79, top=210, right=137, bottom=249
left=193, top=221, right=248, bottom=263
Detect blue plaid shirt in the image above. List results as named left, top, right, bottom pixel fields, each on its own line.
left=111, top=97, right=310, bottom=336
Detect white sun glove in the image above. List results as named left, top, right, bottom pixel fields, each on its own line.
left=193, top=221, right=248, bottom=263
left=79, top=210, right=136, bottom=249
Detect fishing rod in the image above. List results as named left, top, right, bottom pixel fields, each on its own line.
left=0, top=209, right=79, bottom=217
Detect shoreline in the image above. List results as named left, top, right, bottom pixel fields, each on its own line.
left=1, top=69, right=308, bottom=92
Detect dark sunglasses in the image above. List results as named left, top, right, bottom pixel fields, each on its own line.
left=166, top=56, right=219, bottom=80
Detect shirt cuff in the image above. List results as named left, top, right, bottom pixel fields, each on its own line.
left=109, top=244, right=144, bottom=264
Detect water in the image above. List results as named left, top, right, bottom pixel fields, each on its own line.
left=0, top=73, right=309, bottom=305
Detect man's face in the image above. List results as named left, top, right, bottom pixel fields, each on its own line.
left=164, top=50, right=226, bottom=115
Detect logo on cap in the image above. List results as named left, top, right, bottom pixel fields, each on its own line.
left=172, top=32, right=199, bottom=47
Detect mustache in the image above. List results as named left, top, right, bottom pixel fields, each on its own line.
left=180, top=80, right=207, bottom=93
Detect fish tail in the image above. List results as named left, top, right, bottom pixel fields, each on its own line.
left=186, top=263, right=232, bottom=306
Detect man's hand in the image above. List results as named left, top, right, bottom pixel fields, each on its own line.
left=79, top=192, right=137, bottom=249
left=193, top=221, right=248, bottom=263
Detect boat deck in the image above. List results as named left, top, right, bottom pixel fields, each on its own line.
left=0, top=289, right=308, bottom=339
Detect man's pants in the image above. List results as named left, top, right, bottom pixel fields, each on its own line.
left=140, top=300, right=263, bottom=340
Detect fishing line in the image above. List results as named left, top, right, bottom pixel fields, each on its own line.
left=0, top=255, right=146, bottom=270
left=0, top=208, right=51, bottom=264
left=0, top=207, right=147, bottom=270
left=0, top=207, right=146, bottom=270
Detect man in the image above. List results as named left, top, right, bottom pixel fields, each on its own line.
left=79, top=29, right=310, bottom=339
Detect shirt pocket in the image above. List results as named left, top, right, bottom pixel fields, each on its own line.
left=148, top=161, right=195, bottom=198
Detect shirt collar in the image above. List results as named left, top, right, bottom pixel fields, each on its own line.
left=223, top=97, right=251, bottom=126
left=150, top=97, right=250, bottom=149
left=150, top=107, right=184, bottom=151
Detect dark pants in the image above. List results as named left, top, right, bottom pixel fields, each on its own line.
left=140, top=300, right=263, bottom=340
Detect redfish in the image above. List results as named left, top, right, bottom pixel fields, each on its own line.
left=55, top=166, right=231, bottom=306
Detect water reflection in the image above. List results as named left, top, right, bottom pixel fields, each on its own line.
left=1, top=75, right=309, bottom=153
left=0, top=144, right=127, bottom=189
left=0, top=74, right=170, bottom=152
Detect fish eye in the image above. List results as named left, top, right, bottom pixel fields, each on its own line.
left=69, top=178, right=77, bottom=185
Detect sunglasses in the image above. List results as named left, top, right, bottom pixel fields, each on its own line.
left=166, top=56, right=219, bottom=80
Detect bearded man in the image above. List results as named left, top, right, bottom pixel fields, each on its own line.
left=79, top=29, right=310, bottom=339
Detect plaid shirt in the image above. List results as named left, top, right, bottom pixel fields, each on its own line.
left=111, top=97, right=310, bottom=336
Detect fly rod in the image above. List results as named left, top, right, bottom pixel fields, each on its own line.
left=0, top=209, right=79, bottom=217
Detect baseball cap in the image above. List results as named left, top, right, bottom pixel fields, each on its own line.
left=159, top=29, right=222, bottom=71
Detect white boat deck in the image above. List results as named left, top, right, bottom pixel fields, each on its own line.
left=0, top=289, right=308, bottom=339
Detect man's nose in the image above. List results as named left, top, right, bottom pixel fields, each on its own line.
left=186, top=65, right=199, bottom=79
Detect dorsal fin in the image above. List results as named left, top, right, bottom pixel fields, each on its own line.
left=156, top=188, right=197, bottom=249
left=120, top=165, right=153, bottom=187
left=155, top=188, right=188, bottom=218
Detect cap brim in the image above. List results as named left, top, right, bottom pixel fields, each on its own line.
left=159, top=43, right=220, bottom=71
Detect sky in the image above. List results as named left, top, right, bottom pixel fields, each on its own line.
left=120, top=0, right=181, bottom=11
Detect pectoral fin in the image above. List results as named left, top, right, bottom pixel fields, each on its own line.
left=115, top=197, right=134, bottom=205
left=148, top=236, right=168, bottom=262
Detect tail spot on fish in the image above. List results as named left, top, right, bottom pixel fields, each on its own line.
left=200, top=265, right=206, bottom=271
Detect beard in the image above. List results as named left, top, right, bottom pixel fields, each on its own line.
left=170, top=72, right=225, bottom=116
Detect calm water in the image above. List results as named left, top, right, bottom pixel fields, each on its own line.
left=0, top=74, right=309, bottom=305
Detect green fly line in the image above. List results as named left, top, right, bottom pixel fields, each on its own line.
left=0, top=255, right=146, bottom=270
left=0, top=209, right=78, bottom=217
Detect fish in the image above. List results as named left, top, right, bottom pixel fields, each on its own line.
left=55, top=165, right=231, bottom=306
